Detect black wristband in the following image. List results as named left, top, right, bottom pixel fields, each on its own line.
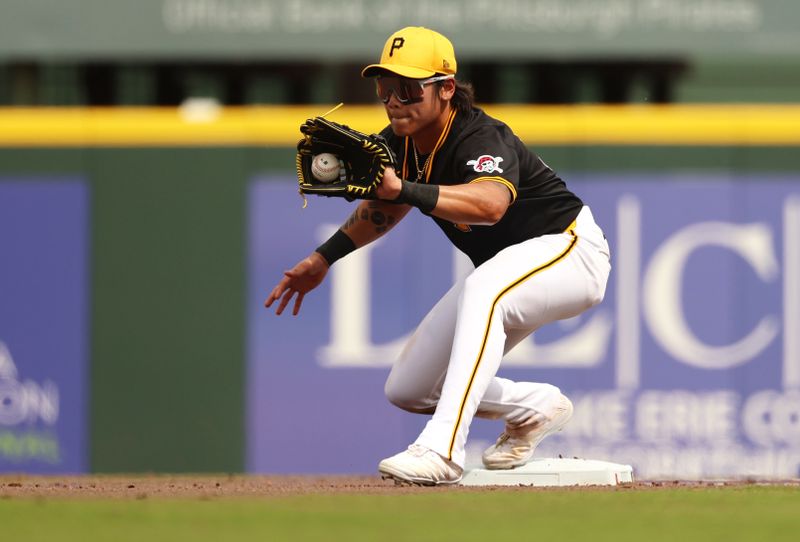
left=396, top=180, right=439, bottom=214
left=315, top=229, right=356, bottom=266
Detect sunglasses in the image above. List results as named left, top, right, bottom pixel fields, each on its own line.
left=375, top=74, right=454, bottom=104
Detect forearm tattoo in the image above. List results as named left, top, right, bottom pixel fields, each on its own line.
left=343, top=202, right=398, bottom=234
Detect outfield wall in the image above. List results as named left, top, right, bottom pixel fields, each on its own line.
left=0, top=106, right=798, bottom=477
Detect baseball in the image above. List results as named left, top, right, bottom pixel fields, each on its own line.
left=311, top=153, right=341, bottom=183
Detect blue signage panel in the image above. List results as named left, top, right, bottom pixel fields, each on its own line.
left=0, top=179, right=89, bottom=473
left=247, top=174, right=800, bottom=479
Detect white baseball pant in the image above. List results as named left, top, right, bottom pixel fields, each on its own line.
left=384, top=206, right=611, bottom=468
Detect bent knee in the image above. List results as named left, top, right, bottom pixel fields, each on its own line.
left=588, top=288, right=604, bottom=308
left=384, top=379, right=437, bottom=414
left=588, top=277, right=608, bottom=308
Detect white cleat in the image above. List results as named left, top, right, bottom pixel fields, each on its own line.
left=482, top=394, right=574, bottom=470
left=379, top=444, right=463, bottom=486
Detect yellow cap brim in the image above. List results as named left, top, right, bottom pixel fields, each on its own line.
left=361, top=63, right=437, bottom=79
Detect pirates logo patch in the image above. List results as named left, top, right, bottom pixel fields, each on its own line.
left=467, top=155, right=504, bottom=174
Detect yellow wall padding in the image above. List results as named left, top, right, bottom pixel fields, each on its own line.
left=0, top=104, right=798, bottom=147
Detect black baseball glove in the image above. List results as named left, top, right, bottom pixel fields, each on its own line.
left=296, top=117, right=396, bottom=201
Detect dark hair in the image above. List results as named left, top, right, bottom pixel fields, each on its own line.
left=448, top=79, right=475, bottom=111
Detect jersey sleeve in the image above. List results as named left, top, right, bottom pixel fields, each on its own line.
left=453, top=125, right=519, bottom=203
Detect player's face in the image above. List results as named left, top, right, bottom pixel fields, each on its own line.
left=381, top=77, right=454, bottom=138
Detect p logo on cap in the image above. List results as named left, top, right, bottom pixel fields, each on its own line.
left=389, top=37, right=405, bottom=57
left=362, top=27, right=457, bottom=79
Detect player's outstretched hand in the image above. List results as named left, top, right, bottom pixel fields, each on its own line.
left=265, top=252, right=329, bottom=316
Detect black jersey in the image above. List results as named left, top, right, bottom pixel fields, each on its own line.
left=381, top=107, right=584, bottom=267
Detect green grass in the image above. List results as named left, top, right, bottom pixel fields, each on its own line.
left=2, top=487, right=799, bottom=542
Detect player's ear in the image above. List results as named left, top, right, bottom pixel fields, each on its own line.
left=439, top=79, right=456, bottom=101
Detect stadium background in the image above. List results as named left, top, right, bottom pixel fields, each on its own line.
left=1, top=0, right=798, bottom=478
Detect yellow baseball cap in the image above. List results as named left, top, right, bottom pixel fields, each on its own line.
left=361, top=27, right=457, bottom=79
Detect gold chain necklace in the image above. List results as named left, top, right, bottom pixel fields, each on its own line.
left=412, top=144, right=433, bottom=183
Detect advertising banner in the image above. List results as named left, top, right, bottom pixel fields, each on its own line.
left=1, top=0, right=798, bottom=60
left=0, top=180, right=89, bottom=474
left=247, top=174, right=800, bottom=479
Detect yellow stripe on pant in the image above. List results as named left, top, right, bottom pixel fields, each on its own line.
left=447, top=229, right=580, bottom=459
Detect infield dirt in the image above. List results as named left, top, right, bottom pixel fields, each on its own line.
left=2, top=475, right=798, bottom=499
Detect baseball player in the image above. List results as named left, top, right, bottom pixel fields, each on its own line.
left=266, top=27, right=611, bottom=485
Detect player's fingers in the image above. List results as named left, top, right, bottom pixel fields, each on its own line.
left=292, top=292, right=305, bottom=316
left=265, top=285, right=283, bottom=307
left=275, top=288, right=295, bottom=315
left=266, top=274, right=294, bottom=307
left=264, top=285, right=283, bottom=308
